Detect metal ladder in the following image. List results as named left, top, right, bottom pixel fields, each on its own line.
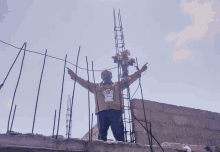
left=113, top=8, right=136, bottom=143
left=66, top=95, right=72, bottom=138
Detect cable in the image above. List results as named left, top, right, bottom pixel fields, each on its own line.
left=130, top=83, right=140, bottom=101
left=0, top=39, right=118, bottom=72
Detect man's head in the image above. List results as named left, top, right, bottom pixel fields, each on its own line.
left=101, top=70, right=113, bottom=85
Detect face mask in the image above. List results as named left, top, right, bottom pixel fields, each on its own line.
left=101, top=74, right=113, bottom=84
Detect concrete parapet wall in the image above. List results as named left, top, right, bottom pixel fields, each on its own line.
left=0, top=133, right=182, bottom=152
left=130, top=98, right=220, bottom=147
left=1, top=133, right=218, bottom=152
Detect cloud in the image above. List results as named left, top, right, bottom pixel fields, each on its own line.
left=173, top=49, right=193, bottom=61
left=165, top=0, right=220, bottom=47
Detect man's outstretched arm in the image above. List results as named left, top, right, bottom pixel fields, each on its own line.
left=67, top=67, right=96, bottom=93
left=122, top=63, right=148, bottom=89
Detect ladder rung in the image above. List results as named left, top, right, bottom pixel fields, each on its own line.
left=115, top=35, right=124, bottom=37
left=123, top=118, right=132, bottom=121
left=115, top=42, right=124, bottom=45
left=114, top=44, right=124, bottom=47
left=124, top=106, right=130, bottom=107
left=123, top=118, right=132, bottom=120
left=123, top=121, right=133, bottom=123
left=114, top=34, right=124, bottom=37
left=114, top=27, right=123, bottom=29
left=115, top=45, right=125, bottom=48
left=114, top=29, right=122, bottom=31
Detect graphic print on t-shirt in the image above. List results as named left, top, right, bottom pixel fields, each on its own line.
left=102, top=89, right=114, bottom=102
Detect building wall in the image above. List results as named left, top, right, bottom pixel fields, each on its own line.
left=130, top=98, right=220, bottom=147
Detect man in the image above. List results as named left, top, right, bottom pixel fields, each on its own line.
left=67, top=63, right=147, bottom=142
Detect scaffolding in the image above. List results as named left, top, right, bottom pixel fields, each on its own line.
left=66, top=95, right=72, bottom=138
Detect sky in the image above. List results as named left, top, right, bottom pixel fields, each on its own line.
left=0, top=0, right=220, bottom=141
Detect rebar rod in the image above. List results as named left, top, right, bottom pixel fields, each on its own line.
left=136, top=58, right=153, bottom=152
left=7, top=43, right=26, bottom=133
left=118, top=9, right=125, bottom=50
left=113, top=8, right=118, bottom=54
left=9, top=104, right=17, bottom=132
left=52, top=110, right=56, bottom=138
left=129, top=98, right=136, bottom=143
left=91, top=61, right=99, bottom=112
left=131, top=113, right=164, bottom=152
left=56, top=54, right=67, bottom=139
left=91, top=113, right=93, bottom=142
left=32, top=49, right=47, bottom=134
left=85, top=56, right=91, bottom=142
left=120, top=66, right=127, bottom=142
left=66, top=96, right=70, bottom=138
left=126, top=87, right=133, bottom=142
left=68, top=46, right=81, bottom=139
left=0, top=43, right=26, bottom=91
left=67, top=95, right=72, bottom=138
left=126, top=73, right=163, bottom=150
left=150, top=121, right=152, bottom=145
left=117, top=62, right=124, bottom=142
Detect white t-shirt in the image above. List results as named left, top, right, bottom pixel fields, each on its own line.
left=102, top=90, right=114, bottom=102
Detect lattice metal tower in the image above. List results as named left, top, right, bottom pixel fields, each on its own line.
left=66, top=95, right=72, bottom=138
left=113, top=8, right=136, bottom=143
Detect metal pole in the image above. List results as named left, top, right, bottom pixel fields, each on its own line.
left=85, top=56, right=91, bottom=142
left=127, top=87, right=133, bottom=142
left=120, top=66, right=127, bottom=143
left=52, top=110, right=56, bottom=138
left=32, top=49, right=47, bottom=134
left=68, top=96, right=72, bottom=138
left=56, top=54, right=67, bottom=139
left=9, top=104, right=17, bottom=132
left=113, top=8, right=118, bottom=54
left=66, top=95, right=70, bottom=138
left=91, top=113, right=93, bottom=142
left=131, top=113, right=164, bottom=152
left=0, top=43, right=26, bottom=91
left=91, top=61, right=99, bottom=112
left=7, top=43, right=27, bottom=133
left=150, top=121, right=152, bottom=145
left=117, top=57, right=124, bottom=142
left=136, top=58, right=153, bottom=151
left=68, top=46, right=81, bottom=139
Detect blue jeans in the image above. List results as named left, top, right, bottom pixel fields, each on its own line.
left=97, top=109, right=124, bottom=141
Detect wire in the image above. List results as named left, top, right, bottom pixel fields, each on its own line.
left=0, top=39, right=118, bottom=72
left=130, top=83, right=140, bottom=101
left=0, top=39, right=142, bottom=102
